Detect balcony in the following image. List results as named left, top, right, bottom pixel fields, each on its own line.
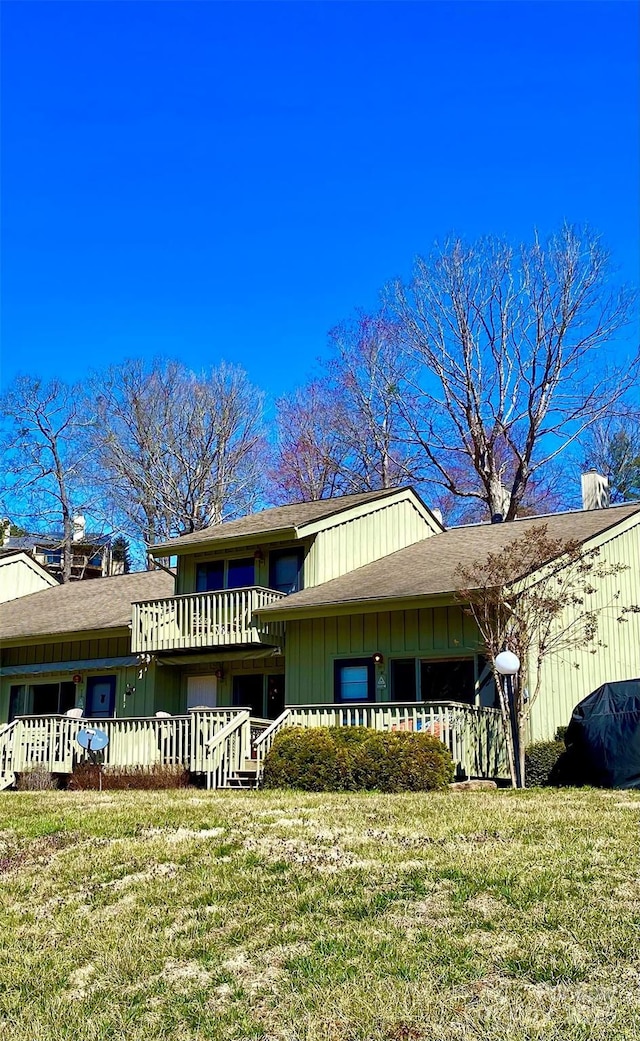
left=131, top=586, right=286, bottom=654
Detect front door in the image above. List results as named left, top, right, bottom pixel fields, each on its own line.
left=266, top=674, right=285, bottom=719
left=233, top=674, right=264, bottom=718
left=86, top=676, right=116, bottom=718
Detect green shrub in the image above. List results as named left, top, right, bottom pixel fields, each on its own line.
left=555, top=725, right=568, bottom=742
left=68, top=763, right=189, bottom=790
left=262, top=726, right=454, bottom=792
left=262, top=728, right=352, bottom=792
left=524, top=741, right=565, bottom=787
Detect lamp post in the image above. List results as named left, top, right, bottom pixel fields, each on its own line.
left=495, top=650, right=522, bottom=788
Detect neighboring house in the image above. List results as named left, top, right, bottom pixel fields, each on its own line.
left=1, top=515, right=125, bottom=582
left=0, top=485, right=638, bottom=787
left=0, top=570, right=175, bottom=723
left=0, top=548, right=58, bottom=604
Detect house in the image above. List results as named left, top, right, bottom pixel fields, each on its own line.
left=0, top=548, right=58, bottom=603
left=1, top=486, right=639, bottom=788
left=1, top=516, right=125, bottom=582
left=0, top=570, right=175, bottom=722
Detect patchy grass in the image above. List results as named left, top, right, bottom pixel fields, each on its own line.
left=0, top=788, right=639, bottom=1040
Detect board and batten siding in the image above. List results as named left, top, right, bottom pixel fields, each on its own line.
left=285, top=606, right=481, bottom=705
left=304, top=498, right=433, bottom=587
left=0, top=557, right=56, bottom=603
left=528, top=519, right=640, bottom=742
left=0, top=635, right=182, bottom=721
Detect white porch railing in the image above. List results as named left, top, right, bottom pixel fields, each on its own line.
left=253, top=702, right=510, bottom=780
left=131, top=586, right=286, bottom=654
left=2, top=701, right=509, bottom=790
left=202, top=711, right=251, bottom=789
left=6, top=709, right=254, bottom=788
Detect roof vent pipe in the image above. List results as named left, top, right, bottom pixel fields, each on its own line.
left=581, top=470, right=610, bottom=511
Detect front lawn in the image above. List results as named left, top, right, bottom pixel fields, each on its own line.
left=1, top=788, right=639, bottom=1040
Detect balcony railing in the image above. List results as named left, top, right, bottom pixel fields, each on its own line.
left=131, top=586, right=286, bottom=654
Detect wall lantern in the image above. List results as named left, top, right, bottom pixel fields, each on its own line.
left=214, top=668, right=225, bottom=681
left=254, top=548, right=264, bottom=562
left=372, top=652, right=384, bottom=665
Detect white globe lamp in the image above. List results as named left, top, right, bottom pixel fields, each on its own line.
left=494, top=650, right=520, bottom=676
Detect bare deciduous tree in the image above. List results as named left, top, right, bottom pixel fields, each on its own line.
left=0, top=377, right=95, bottom=582
left=456, top=526, right=633, bottom=786
left=272, top=313, right=424, bottom=501
left=90, top=359, right=265, bottom=557
left=390, top=224, right=639, bottom=520
left=271, top=379, right=348, bottom=502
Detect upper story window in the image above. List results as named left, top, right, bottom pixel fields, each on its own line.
left=196, top=557, right=255, bottom=592
left=269, top=548, right=304, bottom=594
left=227, top=557, right=255, bottom=588
left=196, top=560, right=224, bottom=592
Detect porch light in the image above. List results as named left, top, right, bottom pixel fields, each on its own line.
left=372, top=652, right=384, bottom=665
left=254, top=548, right=264, bottom=562
left=494, top=650, right=522, bottom=788
left=494, top=651, right=520, bottom=676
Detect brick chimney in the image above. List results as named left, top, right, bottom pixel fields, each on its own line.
left=581, top=470, right=610, bottom=511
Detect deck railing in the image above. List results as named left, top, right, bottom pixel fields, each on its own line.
left=131, top=586, right=286, bottom=654
left=254, top=702, right=510, bottom=780
left=3, top=701, right=509, bottom=789
left=202, top=711, right=251, bottom=789
left=7, top=709, right=254, bottom=785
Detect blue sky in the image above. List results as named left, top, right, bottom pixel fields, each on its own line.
left=2, top=1, right=638, bottom=399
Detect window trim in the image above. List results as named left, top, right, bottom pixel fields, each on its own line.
left=333, top=657, right=376, bottom=704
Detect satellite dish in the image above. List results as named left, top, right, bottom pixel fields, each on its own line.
left=76, top=728, right=109, bottom=752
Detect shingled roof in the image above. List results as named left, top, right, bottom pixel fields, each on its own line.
left=258, top=503, right=640, bottom=616
left=152, top=488, right=415, bottom=554
left=0, top=569, right=174, bottom=642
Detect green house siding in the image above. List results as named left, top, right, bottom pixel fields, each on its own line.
left=304, top=499, right=435, bottom=587
left=285, top=606, right=483, bottom=705
left=174, top=493, right=436, bottom=597
left=528, top=521, right=640, bottom=741
left=0, top=634, right=181, bottom=722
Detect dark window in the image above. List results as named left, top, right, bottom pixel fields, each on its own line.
left=60, top=682, right=76, bottom=714
left=44, top=549, right=62, bottom=566
left=269, top=549, right=304, bottom=594
left=8, top=685, right=27, bottom=722
left=196, top=560, right=224, bottom=592
left=420, top=659, right=476, bottom=704
left=334, top=658, right=375, bottom=703
left=227, top=557, right=255, bottom=589
left=391, top=659, right=417, bottom=701
left=233, top=674, right=264, bottom=718
left=32, top=684, right=60, bottom=715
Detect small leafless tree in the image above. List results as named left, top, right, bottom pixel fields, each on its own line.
left=0, top=377, right=96, bottom=582
left=272, top=313, right=424, bottom=501
left=455, top=525, right=633, bottom=786
left=90, top=359, right=265, bottom=558
left=271, top=379, right=349, bottom=502
left=390, top=224, right=639, bottom=520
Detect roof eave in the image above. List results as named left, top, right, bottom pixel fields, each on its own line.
left=150, top=526, right=300, bottom=557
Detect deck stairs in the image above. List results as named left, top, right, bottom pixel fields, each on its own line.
left=0, top=721, right=18, bottom=791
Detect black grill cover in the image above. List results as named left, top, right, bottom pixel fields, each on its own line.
left=564, top=679, right=640, bottom=789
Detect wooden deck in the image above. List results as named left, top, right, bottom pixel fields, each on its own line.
left=0, top=702, right=510, bottom=791
left=131, top=586, right=286, bottom=653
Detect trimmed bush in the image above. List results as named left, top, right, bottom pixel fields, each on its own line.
left=68, top=763, right=189, bottom=791
left=524, top=740, right=565, bottom=787
left=262, top=726, right=454, bottom=792
left=262, top=728, right=352, bottom=792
